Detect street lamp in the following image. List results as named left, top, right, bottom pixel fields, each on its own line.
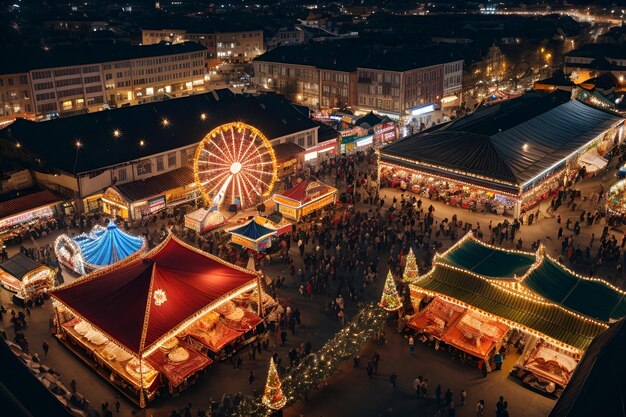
left=113, top=129, right=121, bottom=138
left=73, top=140, right=82, bottom=174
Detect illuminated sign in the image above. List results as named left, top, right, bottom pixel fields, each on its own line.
left=0, top=206, right=54, bottom=229
left=411, top=104, right=435, bottom=116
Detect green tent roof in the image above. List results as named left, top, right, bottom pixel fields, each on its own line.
left=439, top=237, right=535, bottom=278
left=522, top=257, right=626, bottom=323
left=414, top=264, right=607, bottom=350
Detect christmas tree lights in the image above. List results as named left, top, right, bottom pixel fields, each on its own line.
left=262, top=357, right=287, bottom=410
left=402, top=246, right=418, bottom=283
left=380, top=271, right=403, bottom=311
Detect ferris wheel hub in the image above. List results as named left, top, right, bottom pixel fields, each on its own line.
left=230, top=161, right=242, bottom=174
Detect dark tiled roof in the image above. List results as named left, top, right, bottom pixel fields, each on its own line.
left=316, top=122, right=340, bottom=143
left=355, top=111, right=387, bottom=128
left=535, top=72, right=575, bottom=87
left=113, top=166, right=194, bottom=202
left=0, top=188, right=63, bottom=220
left=565, top=43, right=626, bottom=59
left=0, top=252, right=46, bottom=280
left=273, top=142, right=304, bottom=162
left=0, top=42, right=206, bottom=75
left=381, top=91, right=624, bottom=187
left=358, top=46, right=462, bottom=71
left=0, top=90, right=318, bottom=174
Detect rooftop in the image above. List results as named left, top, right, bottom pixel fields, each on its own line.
left=0, top=187, right=64, bottom=220
left=380, top=91, right=623, bottom=190
left=0, top=42, right=206, bottom=75
left=0, top=90, right=318, bottom=174
left=113, top=167, right=194, bottom=203
left=566, top=43, right=626, bottom=59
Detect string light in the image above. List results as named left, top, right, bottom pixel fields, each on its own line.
left=113, top=129, right=121, bottom=138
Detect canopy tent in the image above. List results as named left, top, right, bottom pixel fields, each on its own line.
left=272, top=180, right=338, bottom=221
left=411, top=263, right=607, bottom=351
left=441, top=310, right=510, bottom=361
left=437, top=233, right=536, bottom=278
left=520, top=256, right=626, bottom=323
left=408, top=297, right=466, bottom=338
left=515, top=341, right=579, bottom=393
left=579, top=148, right=608, bottom=172
left=548, top=319, right=626, bottom=417
left=226, top=218, right=278, bottom=252
left=54, top=221, right=146, bottom=275
left=184, top=208, right=227, bottom=234
left=380, top=92, right=624, bottom=196
left=51, top=234, right=262, bottom=406
left=0, top=252, right=55, bottom=299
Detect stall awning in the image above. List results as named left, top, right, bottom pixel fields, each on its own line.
left=51, top=234, right=258, bottom=356
left=579, top=149, right=608, bottom=172
left=0, top=188, right=62, bottom=223
left=0, top=252, right=46, bottom=281
left=113, top=167, right=194, bottom=203
left=75, top=221, right=145, bottom=268
left=412, top=263, right=608, bottom=350
left=227, top=219, right=277, bottom=241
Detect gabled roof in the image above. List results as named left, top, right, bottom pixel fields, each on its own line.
left=548, top=319, right=626, bottom=417
left=0, top=90, right=318, bottom=174
left=438, top=236, right=535, bottom=278
left=521, top=256, right=626, bottom=323
left=413, top=263, right=607, bottom=350
left=113, top=167, right=194, bottom=203
left=0, top=188, right=64, bottom=220
left=50, top=234, right=257, bottom=355
left=0, top=253, right=47, bottom=281
left=75, top=221, right=145, bottom=268
left=275, top=180, right=337, bottom=205
left=355, top=111, right=388, bottom=129
left=381, top=91, right=624, bottom=189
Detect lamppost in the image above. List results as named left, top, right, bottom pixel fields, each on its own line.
left=73, top=140, right=82, bottom=174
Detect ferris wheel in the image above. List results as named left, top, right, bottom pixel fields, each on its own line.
left=193, top=122, right=278, bottom=209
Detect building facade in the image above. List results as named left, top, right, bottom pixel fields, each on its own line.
left=141, top=28, right=265, bottom=65
left=253, top=61, right=320, bottom=107
left=0, top=43, right=207, bottom=120
left=319, top=69, right=357, bottom=109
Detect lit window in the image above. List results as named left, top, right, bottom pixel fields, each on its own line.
left=146, top=87, right=154, bottom=95
left=62, top=101, right=73, bottom=111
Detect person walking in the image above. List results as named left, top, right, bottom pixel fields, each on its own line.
left=413, top=376, right=422, bottom=397
left=445, top=388, right=453, bottom=405
left=420, top=377, right=428, bottom=398
left=496, top=396, right=508, bottom=417
left=248, top=371, right=255, bottom=385
left=70, top=379, right=77, bottom=393
left=460, top=389, right=467, bottom=406
left=476, top=400, right=485, bottom=417
left=408, top=336, right=415, bottom=354
left=372, top=351, right=380, bottom=374
left=389, top=371, right=398, bottom=389
left=42, top=341, right=49, bottom=358
left=494, top=352, right=503, bottom=370
left=435, top=384, right=442, bottom=404
left=366, top=361, right=374, bottom=379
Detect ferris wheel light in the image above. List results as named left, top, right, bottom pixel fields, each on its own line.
left=193, top=122, right=277, bottom=209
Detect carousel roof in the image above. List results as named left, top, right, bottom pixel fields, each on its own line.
left=75, top=221, right=145, bottom=268
left=0, top=253, right=48, bottom=280
left=50, top=234, right=258, bottom=355
left=413, top=263, right=607, bottom=350
left=227, top=219, right=276, bottom=240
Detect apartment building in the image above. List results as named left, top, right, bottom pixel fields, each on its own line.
left=267, top=28, right=306, bottom=50
left=254, top=42, right=463, bottom=117
left=0, top=89, right=319, bottom=216
left=564, top=44, right=626, bottom=84
left=357, top=50, right=463, bottom=118
left=0, top=43, right=207, bottom=120
left=142, top=27, right=264, bottom=64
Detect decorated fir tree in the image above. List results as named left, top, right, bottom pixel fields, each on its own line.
left=380, top=271, right=402, bottom=311
left=402, top=246, right=419, bottom=283
left=262, top=357, right=287, bottom=410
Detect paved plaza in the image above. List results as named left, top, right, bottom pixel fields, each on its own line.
left=1, top=164, right=622, bottom=417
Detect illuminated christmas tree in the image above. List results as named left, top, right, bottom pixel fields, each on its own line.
left=403, top=246, right=419, bottom=283
left=380, top=271, right=402, bottom=311
left=262, top=357, right=287, bottom=410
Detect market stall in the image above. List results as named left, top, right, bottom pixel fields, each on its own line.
left=272, top=180, right=338, bottom=221
left=50, top=234, right=264, bottom=407
left=226, top=218, right=277, bottom=252
left=408, top=297, right=466, bottom=339
left=184, top=208, right=227, bottom=234
left=606, top=179, right=626, bottom=214
left=441, top=310, right=510, bottom=361
left=54, top=220, right=146, bottom=275
left=254, top=215, right=292, bottom=236
left=0, top=252, right=55, bottom=300
left=511, top=340, right=579, bottom=397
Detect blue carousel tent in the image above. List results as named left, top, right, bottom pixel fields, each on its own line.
left=55, top=221, right=145, bottom=274
left=226, top=219, right=277, bottom=252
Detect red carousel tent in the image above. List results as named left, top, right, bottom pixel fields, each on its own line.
left=51, top=234, right=261, bottom=356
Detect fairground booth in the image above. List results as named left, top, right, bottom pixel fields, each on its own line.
left=272, top=180, right=338, bottom=221
left=226, top=216, right=292, bottom=252
left=0, top=252, right=55, bottom=300
left=379, top=90, right=624, bottom=219
left=54, top=220, right=146, bottom=275
left=184, top=208, right=227, bottom=235
left=50, top=234, right=271, bottom=406
left=406, top=232, right=626, bottom=397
